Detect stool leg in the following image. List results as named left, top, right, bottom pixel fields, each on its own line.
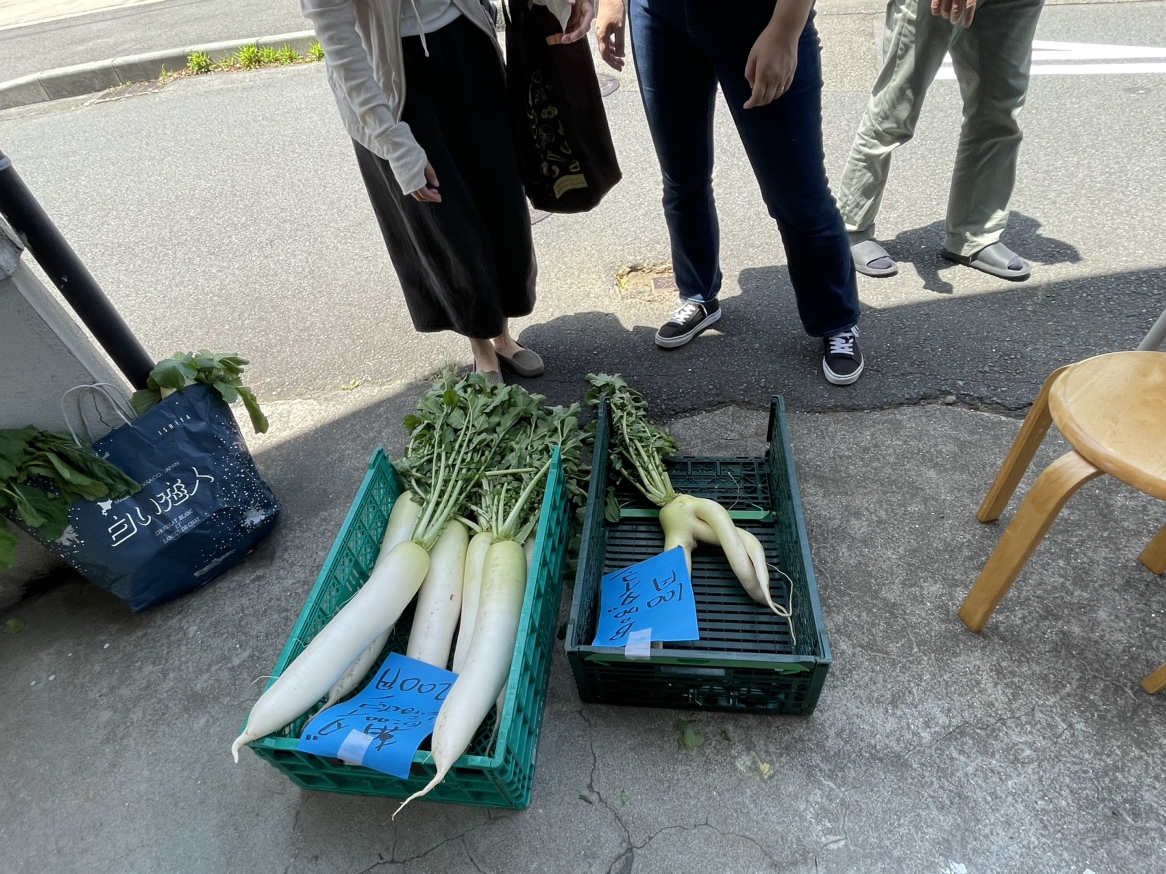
left=1139, top=524, right=1166, bottom=575
left=960, top=451, right=1102, bottom=632
left=978, top=366, right=1069, bottom=522
left=1142, top=663, right=1166, bottom=694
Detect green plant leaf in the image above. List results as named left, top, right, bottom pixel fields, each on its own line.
left=0, top=427, right=36, bottom=476
left=41, top=451, right=103, bottom=489
left=238, top=387, right=269, bottom=434
left=0, top=456, right=19, bottom=482
left=151, top=356, right=198, bottom=391
left=16, top=485, right=71, bottom=541
left=214, top=381, right=239, bottom=404
left=37, top=440, right=138, bottom=498
left=130, top=388, right=163, bottom=415
left=4, top=617, right=23, bottom=634
left=678, top=728, right=705, bottom=750
left=139, top=353, right=268, bottom=434
left=0, top=522, right=16, bottom=569
left=6, top=484, right=45, bottom=528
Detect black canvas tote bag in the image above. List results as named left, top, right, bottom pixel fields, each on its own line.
left=503, top=0, right=622, bottom=213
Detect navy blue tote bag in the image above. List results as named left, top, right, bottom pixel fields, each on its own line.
left=44, top=384, right=280, bottom=612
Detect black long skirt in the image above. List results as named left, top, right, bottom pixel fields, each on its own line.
left=353, top=15, right=537, bottom=339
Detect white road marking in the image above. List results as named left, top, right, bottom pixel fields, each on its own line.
left=938, top=39, right=1166, bottom=79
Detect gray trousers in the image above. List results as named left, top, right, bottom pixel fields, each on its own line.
left=837, top=0, right=1045, bottom=257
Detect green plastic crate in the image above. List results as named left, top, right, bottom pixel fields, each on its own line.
left=247, top=447, right=569, bottom=808
left=565, top=397, right=831, bottom=714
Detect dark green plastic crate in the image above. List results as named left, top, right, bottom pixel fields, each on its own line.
left=248, top=447, right=569, bottom=808
left=565, top=397, right=831, bottom=714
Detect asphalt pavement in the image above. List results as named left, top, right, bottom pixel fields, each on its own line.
left=1, top=3, right=1165, bottom=873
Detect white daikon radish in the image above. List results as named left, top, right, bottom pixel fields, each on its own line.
left=378, top=491, right=422, bottom=558
left=405, top=519, right=469, bottom=667
left=394, top=539, right=527, bottom=816
left=231, top=540, right=430, bottom=761
left=587, top=374, right=787, bottom=623
left=323, top=632, right=388, bottom=708
left=325, top=494, right=424, bottom=706
left=451, top=530, right=493, bottom=673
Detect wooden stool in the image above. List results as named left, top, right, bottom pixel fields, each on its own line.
left=958, top=351, right=1166, bottom=691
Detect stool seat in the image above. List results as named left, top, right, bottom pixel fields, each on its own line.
left=1049, top=352, right=1166, bottom=500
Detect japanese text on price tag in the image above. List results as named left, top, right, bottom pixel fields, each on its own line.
left=297, top=653, right=457, bottom=778
left=592, top=546, right=699, bottom=648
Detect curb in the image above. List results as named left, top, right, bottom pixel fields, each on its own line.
left=0, top=30, right=318, bottom=112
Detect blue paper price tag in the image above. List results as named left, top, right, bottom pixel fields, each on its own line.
left=296, top=653, right=457, bottom=778
left=592, top=546, right=700, bottom=648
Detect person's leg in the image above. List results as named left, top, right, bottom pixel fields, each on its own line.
left=702, top=7, right=862, bottom=383
left=836, top=0, right=955, bottom=271
left=427, top=16, right=542, bottom=374
left=943, top=0, right=1044, bottom=276
left=629, top=0, right=724, bottom=348
left=714, top=12, right=858, bottom=337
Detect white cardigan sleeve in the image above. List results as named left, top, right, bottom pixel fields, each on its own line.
left=538, top=0, right=575, bottom=30
left=301, top=0, right=428, bottom=195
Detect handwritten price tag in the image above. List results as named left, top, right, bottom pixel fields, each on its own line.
left=592, top=547, right=699, bottom=649
left=296, top=653, right=456, bottom=778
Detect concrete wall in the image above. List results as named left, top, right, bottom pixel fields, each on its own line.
left=0, top=219, right=129, bottom=608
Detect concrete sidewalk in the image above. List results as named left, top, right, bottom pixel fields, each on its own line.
left=2, top=3, right=1166, bottom=872
left=3, top=386, right=1164, bottom=874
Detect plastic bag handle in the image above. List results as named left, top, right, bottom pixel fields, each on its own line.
left=61, top=383, right=135, bottom=446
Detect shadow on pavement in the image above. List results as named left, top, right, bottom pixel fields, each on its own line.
left=868, top=212, right=1084, bottom=295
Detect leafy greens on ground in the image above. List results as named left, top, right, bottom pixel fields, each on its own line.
left=0, top=428, right=140, bottom=568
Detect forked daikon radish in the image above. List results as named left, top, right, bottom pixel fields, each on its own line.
left=231, top=540, right=430, bottom=761
left=451, top=531, right=493, bottom=673
left=692, top=519, right=795, bottom=642
left=393, top=538, right=527, bottom=816
left=661, top=495, right=760, bottom=592
left=405, top=519, right=469, bottom=667
left=586, top=373, right=784, bottom=618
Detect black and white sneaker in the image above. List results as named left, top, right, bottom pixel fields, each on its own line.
left=822, top=327, right=864, bottom=385
left=654, top=299, right=722, bottom=349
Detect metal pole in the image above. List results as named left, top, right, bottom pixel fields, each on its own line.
left=1137, top=306, right=1166, bottom=352
left=0, top=149, right=154, bottom=388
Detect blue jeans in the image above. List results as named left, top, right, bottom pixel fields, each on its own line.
left=629, top=0, right=859, bottom=337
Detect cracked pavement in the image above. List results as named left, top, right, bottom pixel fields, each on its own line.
left=2, top=2, right=1166, bottom=872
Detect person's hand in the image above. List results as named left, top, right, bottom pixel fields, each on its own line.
left=594, top=0, right=626, bottom=70
left=932, top=0, right=977, bottom=28
left=562, top=0, right=597, bottom=45
left=410, top=163, right=441, bottom=203
left=743, top=22, right=798, bottom=109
